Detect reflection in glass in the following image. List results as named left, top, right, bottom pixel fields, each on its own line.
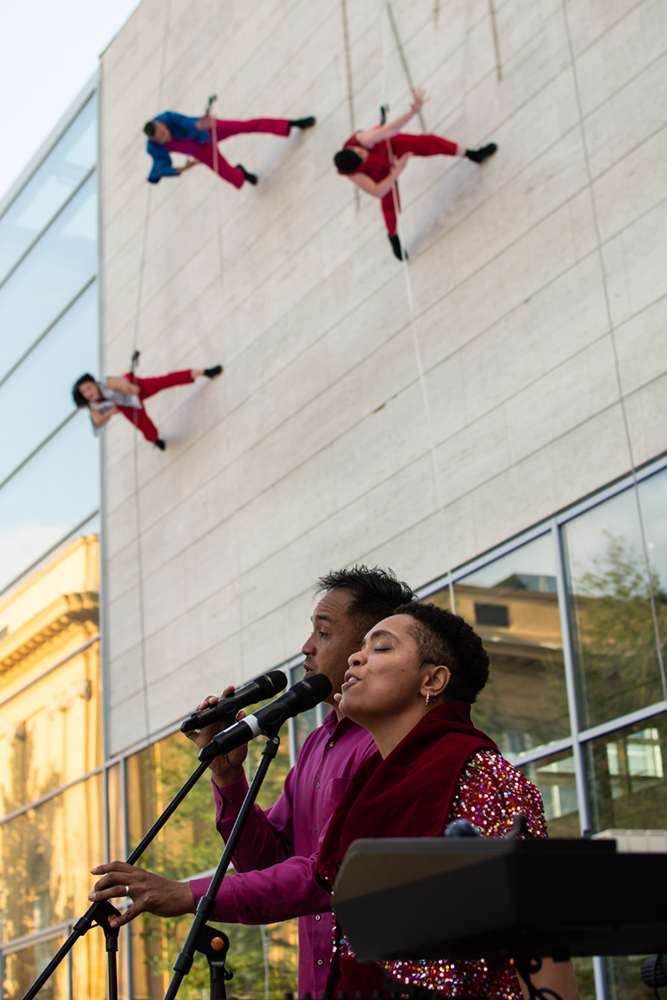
left=0, top=96, right=96, bottom=283
left=563, top=488, right=666, bottom=729
left=0, top=776, right=104, bottom=941
left=3, top=936, right=68, bottom=1000
left=430, top=534, right=570, bottom=756
left=519, top=750, right=579, bottom=837
left=0, top=282, right=98, bottom=484
left=126, top=729, right=298, bottom=997
left=604, top=955, right=653, bottom=1000
left=586, top=715, right=667, bottom=831
left=0, top=174, right=97, bottom=383
left=0, top=417, right=99, bottom=594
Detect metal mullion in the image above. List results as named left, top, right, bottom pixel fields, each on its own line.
left=121, top=755, right=133, bottom=999
left=0, top=166, right=96, bottom=294
left=578, top=699, right=667, bottom=744
left=416, top=521, right=553, bottom=600
left=0, top=274, right=97, bottom=392
left=0, top=410, right=78, bottom=493
left=508, top=735, right=574, bottom=768
left=552, top=519, right=591, bottom=832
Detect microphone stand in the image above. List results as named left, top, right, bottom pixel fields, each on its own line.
left=21, top=758, right=211, bottom=1000
left=164, top=733, right=282, bottom=1000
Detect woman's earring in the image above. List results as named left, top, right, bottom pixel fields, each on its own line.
left=425, top=691, right=430, bottom=706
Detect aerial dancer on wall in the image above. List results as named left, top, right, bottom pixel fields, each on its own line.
left=333, top=89, right=497, bottom=261
left=72, top=365, right=223, bottom=451
left=144, top=111, right=316, bottom=187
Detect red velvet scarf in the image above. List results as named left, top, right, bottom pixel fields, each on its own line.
left=314, top=701, right=498, bottom=995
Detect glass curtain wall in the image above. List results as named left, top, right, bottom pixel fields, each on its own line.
left=0, top=82, right=103, bottom=1000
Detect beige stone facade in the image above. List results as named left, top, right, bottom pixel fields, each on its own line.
left=99, top=0, right=667, bottom=754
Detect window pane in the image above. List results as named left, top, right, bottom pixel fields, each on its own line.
left=604, top=955, right=653, bottom=1000
left=3, top=936, right=68, bottom=1000
left=585, top=714, right=667, bottom=831
left=126, top=729, right=297, bottom=998
left=0, top=282, right=98, bottom=484
left=0, top=174, right=97, bottom=383
left=0, top=774, right=104, bottom=940
left=0, top=417, right=99, bottom=594
left=430, top=533, right=570, bottom=756
left=519, top=750, right=579, bottom=837
left=563, top=488, right=666, bottom=729
left=0, top=96, right=96, bottom=283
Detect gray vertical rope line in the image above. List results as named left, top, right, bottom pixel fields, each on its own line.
left=340, top=0, right=360, bottom=210
left=384, top=0, right=427, bottom=131
left=129, top=0, right=173, bottom=740
left=561, top=0, right=667, bottom=703
left=488, top=0, right=503, bottom=82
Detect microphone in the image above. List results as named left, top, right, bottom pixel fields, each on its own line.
left=198, top=673, right=332, bottom=762
left=180, top=670, right=288, bottom=733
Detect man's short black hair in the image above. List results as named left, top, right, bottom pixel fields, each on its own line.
left=72, top=373, right=97, bottom=408
left=316, top=565, right=414, bottom=640
left=393, top=602, right=490, bottom=704
left=143, top=120, right=157, bottom=138
left=334, top=149, right=363, bottom=173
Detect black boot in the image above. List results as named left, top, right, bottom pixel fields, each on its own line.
left=203, top=364, right=223, bottom=378
left=289, top=116, right=316, bottom=130
left=465, top=143, right=498, bottom=164
left=388, top=233, right=407, bottom=261
left=236, top=164, right=258, bottom=185
left=154, top=438, right=166, bottom=451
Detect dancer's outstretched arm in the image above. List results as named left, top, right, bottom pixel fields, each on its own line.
left=355, top=88, right=429, bottom=148
left=107, top=376, right=140, bottom=396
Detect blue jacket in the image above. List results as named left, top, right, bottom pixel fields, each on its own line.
left=146, top=111, right=211, bottom=184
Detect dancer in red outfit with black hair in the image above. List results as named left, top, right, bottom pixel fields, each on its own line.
left=72, top=365, right=223, bottom=451
left=334, top=89, right=497, bottom=260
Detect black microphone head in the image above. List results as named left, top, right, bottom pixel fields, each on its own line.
left=299, top=672, right=332, bottom=704
left=256, top=670, right=288, bottom=697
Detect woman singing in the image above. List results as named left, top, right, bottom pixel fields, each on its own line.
left=315, top=602, right=579, bottom=1000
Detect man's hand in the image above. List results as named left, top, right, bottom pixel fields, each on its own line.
left=394, top=152, right=412, bottom=175
left=176, top=157, right=199, bottom=176
left=410, top=88, right=429, bottom=116
left=88, top=861, right=195, bottom=928
left=195, top=115, right=215, bottom=131
left=184, top=688, right=248, bottom=788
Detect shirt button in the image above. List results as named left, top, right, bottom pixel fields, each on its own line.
left=329, top=741, right=335, bottom=748
left=316, top=782, right=320, bottom=789
left=313, top=826, right=317, bottom=833
left=226, top=798, right=233, bottom=804
left=317, top=959, right=324, bottom=965
left=315, top=915, right=321, bottom=921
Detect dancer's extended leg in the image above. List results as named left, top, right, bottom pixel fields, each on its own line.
left=130, top=370, right=195, bottom=401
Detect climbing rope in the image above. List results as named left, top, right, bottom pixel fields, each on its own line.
left=380, top=0, right=456, bottom=612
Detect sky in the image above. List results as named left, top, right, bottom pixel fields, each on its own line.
left=0, top=0, right=141, bottom=202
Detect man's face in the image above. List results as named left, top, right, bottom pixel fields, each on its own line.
left=152, top=121, right=172, bottom=144
left=79, top=380, right=101, bottom=402
left=301, top=589, right=363, bottom=707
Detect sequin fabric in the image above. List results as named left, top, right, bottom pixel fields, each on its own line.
left=339, top=750, right=548, bottom=999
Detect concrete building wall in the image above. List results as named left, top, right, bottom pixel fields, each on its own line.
left=100, top=0, right=667, bottom=754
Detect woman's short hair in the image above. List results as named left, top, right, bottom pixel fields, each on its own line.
left=72, top=374, right=97, bottom=408
left=334, top=149, right=363, bottom=173
left=143, top=121, right=157, bottom=138
left=393, top=602, right=490, bottom=703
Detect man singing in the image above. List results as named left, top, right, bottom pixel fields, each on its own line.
left=144, top=110, right=316, bottom=187
left=334, top=88, right=497, bottom=260
left=88, top=566, right=414, bottom=998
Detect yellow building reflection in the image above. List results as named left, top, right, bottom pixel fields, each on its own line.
left=0, top=534, right=106, bottom=1000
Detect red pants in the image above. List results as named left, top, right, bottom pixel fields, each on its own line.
left=116, top=370, right=194, bottom=442
left=167, top=117, right=291, bottom=189
left=381, top=133, right=458, bottom=235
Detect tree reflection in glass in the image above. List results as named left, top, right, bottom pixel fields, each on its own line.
left=563, top=486, right=667, bottom=730
left=428, top=533, right=570, bottom=758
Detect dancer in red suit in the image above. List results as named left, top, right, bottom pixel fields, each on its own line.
left=72, top=365, right=223, bottom=450
left=144, top=111, right=316, bottom=187
left=334, top=89, right=497, bottom=260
